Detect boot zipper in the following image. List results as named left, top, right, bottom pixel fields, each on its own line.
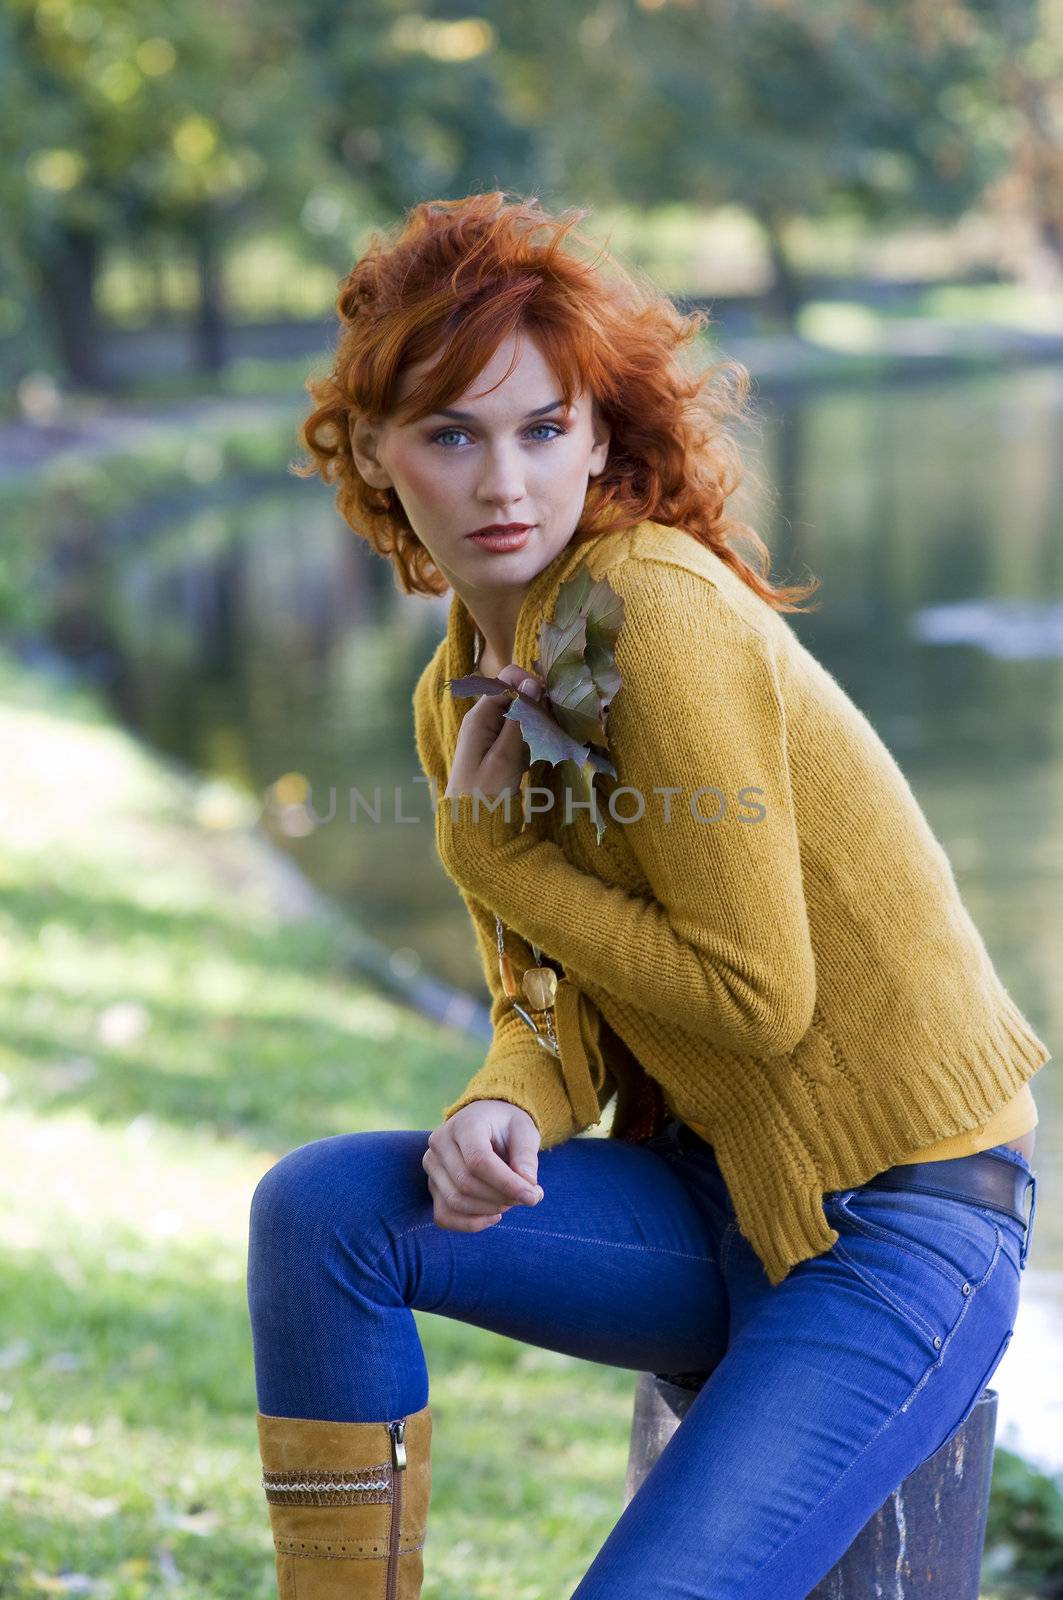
left=386, top=1418, right=407, bottom=1600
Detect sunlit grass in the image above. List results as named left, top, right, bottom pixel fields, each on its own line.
left=797, top=282, right=1063, bottom=354
left=922, top=283, right=1063, bottom=332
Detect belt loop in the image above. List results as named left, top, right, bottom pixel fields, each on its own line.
left=1020, top=1172, right=1037, bottom=1269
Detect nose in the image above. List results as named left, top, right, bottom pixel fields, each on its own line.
left=475, top=442, right=528, bottom=509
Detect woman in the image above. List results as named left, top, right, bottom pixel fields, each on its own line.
left=246, top=191, right=1047, bottom=1599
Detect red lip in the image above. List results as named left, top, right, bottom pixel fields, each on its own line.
left=467, top=522, right=533, bottom=537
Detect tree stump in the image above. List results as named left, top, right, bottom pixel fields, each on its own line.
left=625, top=1372, right=998, bottom=1599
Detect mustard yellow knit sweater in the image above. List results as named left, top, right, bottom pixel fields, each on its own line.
left=412, top=520, right=1050, bottom=1287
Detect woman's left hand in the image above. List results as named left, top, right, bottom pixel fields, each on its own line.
left=444, top=664, right=544, bottom=801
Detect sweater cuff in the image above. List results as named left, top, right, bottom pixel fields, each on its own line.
left=440, top=1058, right=582, bottom=1150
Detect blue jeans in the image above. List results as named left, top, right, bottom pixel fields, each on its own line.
left=245, top=1116, right=1036, bottom=1598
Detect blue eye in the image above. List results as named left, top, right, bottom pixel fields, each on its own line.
left=430, top=422, right=567, bottom=448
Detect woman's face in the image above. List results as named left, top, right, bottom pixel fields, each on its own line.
left=351, top=328, right=610, bottom=598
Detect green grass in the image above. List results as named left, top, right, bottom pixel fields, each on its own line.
left=0, top=648, right=637, bottom=1598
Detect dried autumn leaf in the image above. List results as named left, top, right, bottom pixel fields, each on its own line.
left=553, top=754, right=609, bottom=843
left=583, top=576, right=625, bottom=651
left=584, top=643, right=622, bottom=708
left=447, top=672, right=513, bottom=699
left=546, top=660, right=607, bottom=746
left=585, top=747, right=617, bottom=780
left=538, top=612, right=588, bottom=680
left=503, top=691, right=591, bottom=771
left=553, top=565, right=595, bottom=627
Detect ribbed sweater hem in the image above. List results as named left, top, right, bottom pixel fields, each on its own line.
left=707, top=988, right=1049, bottom=1287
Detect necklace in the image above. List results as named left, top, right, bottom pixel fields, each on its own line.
left=472, top=622, right=563, bottom=1059
left=495, top=919, right=562, bottom=1058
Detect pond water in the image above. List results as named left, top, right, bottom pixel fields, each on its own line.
left=35, top=362, right=1063, bottom=1466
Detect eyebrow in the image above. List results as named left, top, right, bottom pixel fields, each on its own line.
left=429, top=396, right=566, bottom=423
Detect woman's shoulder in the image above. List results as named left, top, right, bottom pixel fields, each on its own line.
left=587, top=520, right=776, bottom=657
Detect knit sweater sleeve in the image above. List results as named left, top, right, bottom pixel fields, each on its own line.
left=412, top=649, right=612, bottom=1145
left=434, top=558, right=818, bottom=1059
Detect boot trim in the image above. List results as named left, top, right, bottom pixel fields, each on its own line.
left=273, top=1535, right=427, bottom=1560
left=263, top=1465, right=391, bottom=1505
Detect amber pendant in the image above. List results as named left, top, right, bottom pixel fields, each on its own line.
left=522, top=965, right=558, bottom=1011
left=498, top=949, right=520, bottom=999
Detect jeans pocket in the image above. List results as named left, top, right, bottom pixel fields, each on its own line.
left=831, top=1186, right=1004, bottom=1287
left=824, top=1186, right=1003, bottom=1356
left=932, top=1326, right=1014, bottom=1455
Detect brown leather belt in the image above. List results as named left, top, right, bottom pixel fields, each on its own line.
left=858, top=1150, right=1034, bottom=1230
left=670, top=1115, right=1035, bottom=1235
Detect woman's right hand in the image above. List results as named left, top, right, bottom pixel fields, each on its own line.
left=443, top=664, right=544, bottom=802
left=423, top=1100, right=544, bottom=1232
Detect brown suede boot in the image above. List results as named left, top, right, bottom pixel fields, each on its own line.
left=256, top=1404, right=431, bottom=1598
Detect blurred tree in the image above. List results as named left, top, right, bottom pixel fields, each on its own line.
left=299, top=0, right=1062, bottom=326
left=469, top=0, right=1043, bottom=323
left=0, top=0, right=323, bottom=388
left=2, top=0, right=1060, bottom=388
left=300, top=2, right=541, bottom=220
left=986, top=0, right=1063, bottom=283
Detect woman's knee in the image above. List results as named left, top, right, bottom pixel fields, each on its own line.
left=248, top=1128, right=431, bottom=1265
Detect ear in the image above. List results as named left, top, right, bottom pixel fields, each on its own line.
left=348, top=414, right=394, bottom=491
left=588, top=399, right=610, bottom=479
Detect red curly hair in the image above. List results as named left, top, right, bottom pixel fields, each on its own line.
left=291, top=189, right=820, bottom=613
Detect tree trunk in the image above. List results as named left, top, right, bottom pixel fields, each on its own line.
left=753, top=208, right=805, bottom=332
left=191, top=210, right=227, bottom=375
left=35, top=223, right=107, bottom=392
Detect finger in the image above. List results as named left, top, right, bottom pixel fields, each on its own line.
left=469, top=670, right=539, bottom=756
left=429, top=1178, right=506, bottom=1220
left=489, top=709, right=532, bottom=764
left=462, top=693, right=511, bottom=756
left=484, top=666, right=537, bottom=699
left=506, top=1128, right=542, bottom=1190
left=473, top=712, right=534, bottom=794
left=463, top=690, right=533, bottom=773
left=454, top=1129, right=543, bottom=1206
left=497, top=663, right=544, bottom=701
left=434, top=1207, right=503, bottom=1233
left=451, top=710, right=515, bottom=777
left=423, top=1142, right=516, bottom=1210
left=426, top=1133, right=521, bottom=1209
